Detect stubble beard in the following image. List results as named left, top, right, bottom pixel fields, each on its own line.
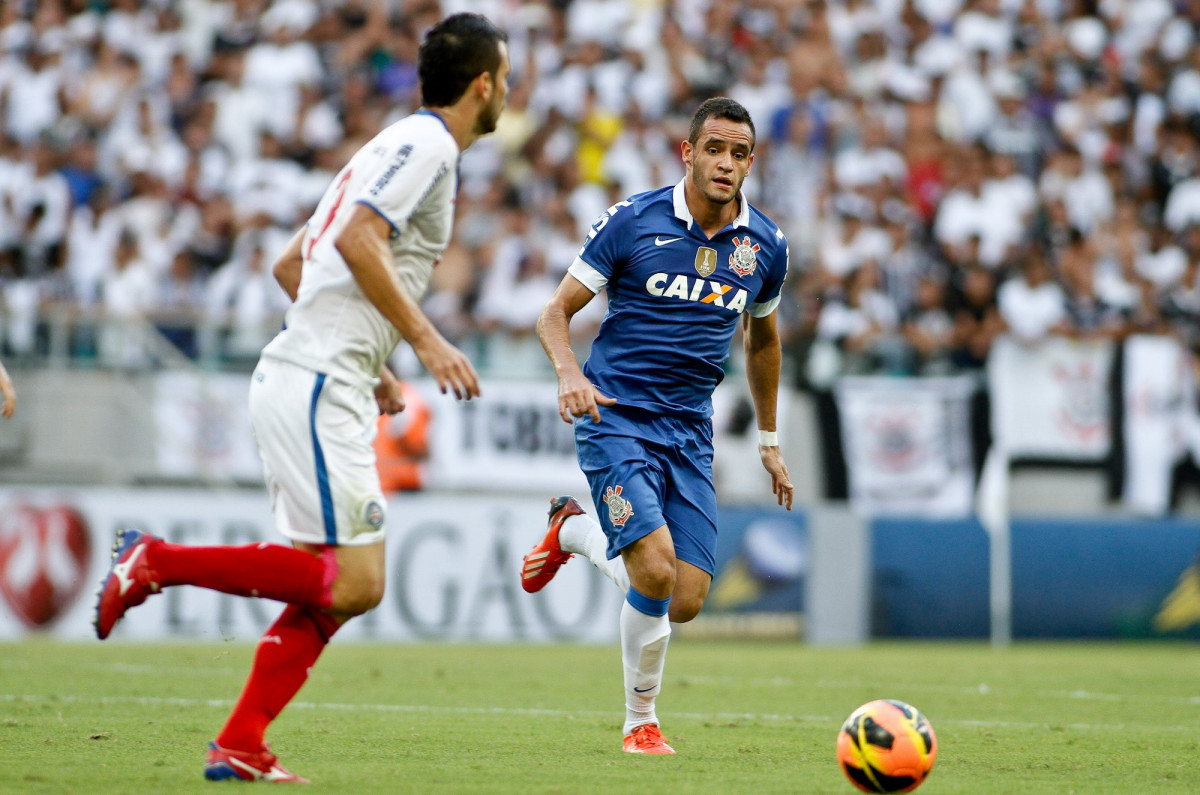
left=475, top=97, right=503, bottom=136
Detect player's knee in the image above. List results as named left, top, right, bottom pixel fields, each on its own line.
left=668, top=594, right=705, bottom=623
left=634, top=559, right=676, bottom=600
left=332, top=577, right=385, bottom=616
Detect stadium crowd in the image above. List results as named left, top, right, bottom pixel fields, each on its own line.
left=0, top=0, right=1199, bottom=382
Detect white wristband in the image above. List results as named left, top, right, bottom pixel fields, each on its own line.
left=758, top=430, right=778, bottom=447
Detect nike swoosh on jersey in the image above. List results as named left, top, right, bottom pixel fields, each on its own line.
left=654, top=236, right=684, bottom=246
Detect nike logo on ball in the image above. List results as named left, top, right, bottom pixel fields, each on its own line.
left=654, top=236, right=684, bottom=246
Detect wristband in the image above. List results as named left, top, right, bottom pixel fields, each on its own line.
left=758, top=430, right=778, bottom=447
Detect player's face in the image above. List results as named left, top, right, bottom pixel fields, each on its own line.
left=476, top=42, right=511, bottom=136
left=683, top=118, right=755, bottom=206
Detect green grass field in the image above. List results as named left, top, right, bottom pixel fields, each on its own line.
left=2, top=639, right=1198, bottom=793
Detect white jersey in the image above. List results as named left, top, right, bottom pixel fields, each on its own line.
left=261, top=110, right=459, bottom=389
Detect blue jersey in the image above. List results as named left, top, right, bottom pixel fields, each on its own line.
left=568, top=181, right=789, bottom=420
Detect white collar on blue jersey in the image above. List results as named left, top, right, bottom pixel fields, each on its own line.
left=672, top=179, right=751, bottom=231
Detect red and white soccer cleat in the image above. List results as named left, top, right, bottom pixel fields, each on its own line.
left=623, top=723, right=675, bottom=755
left=520, top=496, right=585, bottom=593
left=93, top=527, right=162, bottom=640
left=205, top=741, right=310, bottom=783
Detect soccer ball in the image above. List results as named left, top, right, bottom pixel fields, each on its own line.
left=836, top=699, right=937, bottom=793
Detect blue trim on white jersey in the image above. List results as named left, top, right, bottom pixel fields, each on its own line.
left=309, top=373, right=337, bottom=545
left=353, top=199, right=402, bottom=238
left=415, top=107, right=451, bottom=133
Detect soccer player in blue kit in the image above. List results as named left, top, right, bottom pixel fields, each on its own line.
left=521, top=97, right=794, bottom=754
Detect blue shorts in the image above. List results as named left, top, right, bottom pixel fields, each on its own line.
left=574, top=404, right=717, bottom=576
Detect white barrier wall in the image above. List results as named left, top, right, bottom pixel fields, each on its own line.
left=0, top=489, right=621, bottom=643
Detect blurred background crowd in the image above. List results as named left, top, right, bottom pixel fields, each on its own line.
left=1, top=0, right=1199, bottom=384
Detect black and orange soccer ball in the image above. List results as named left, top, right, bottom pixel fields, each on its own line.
left=836, top=699, right=937, bottom=793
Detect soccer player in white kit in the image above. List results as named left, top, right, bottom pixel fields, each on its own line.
left=93, top=14, right=510, bottom=783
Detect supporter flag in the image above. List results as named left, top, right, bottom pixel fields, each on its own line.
left=836, top=376, right=975, bottom=517
left=1123, top=335, right=1197, bottom=516
left=988, top=335, right=1113, bottom=461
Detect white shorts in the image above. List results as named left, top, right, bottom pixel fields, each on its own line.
left=249, top=358, right=387, bottom=547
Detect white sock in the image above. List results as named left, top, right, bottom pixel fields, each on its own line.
left=559, top=513, right=629, bottom=592
left=620, top=596, right=671, bottom=735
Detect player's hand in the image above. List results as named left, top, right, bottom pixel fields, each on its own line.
left=759, top=445, right=794, bottom=510
left=411, top=334, right=481, bottom=401
left=374, top=367, right=406, bottom=415
left=557, top=370, right=617, bottom=424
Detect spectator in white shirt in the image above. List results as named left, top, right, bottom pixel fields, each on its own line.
left=208, top=47, right=271, bottom=165
left=1166, top=46, right=1200, bottom=119
left=66, top=41, right=139, bottom=129
left=2, top=46, right=64, bottom=145
left=1040, top=145, right=1114, bottom=235
left=983, top=150, right=1037, bottom=223
left=834, top=115, right=906, bottom=192
left=936, top=145, right=1023, bottom=267
left=9, top=141, right=70, bottom=281
left=99, top=230, right=158, bottom=368
left=65, top=184, right=121, bottom=306
left=1164, top=176, right=1200, bottom=235
left=953, top=0, right=1011, bottom=71
left=205, top=228, right=291, bottom=362
left=1136, top=221, right=1186, bottom=289
left=816, top=261, right=902, bottom=375
left=243, top=10, right=322, bottom=143
left=998, top=246, right=1069, bottom=342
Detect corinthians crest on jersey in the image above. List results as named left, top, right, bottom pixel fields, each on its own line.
left=728, top=235, right=760, bottom=277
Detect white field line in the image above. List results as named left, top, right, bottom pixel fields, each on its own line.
left=0, top=692, right=1168, bottom=732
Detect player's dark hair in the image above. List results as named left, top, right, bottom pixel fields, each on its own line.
left=418, top=13, right=507, bottom=108
left=688, top=97, right=756, bottom=150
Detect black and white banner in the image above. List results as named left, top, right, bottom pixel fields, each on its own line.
left=836, top=376, right=976, bottom=517
left=0, top=489, right=619, bottom=642
left=1122, top=335, right=1197, bottom=515
left=989, top=335, right=1113, bottom=461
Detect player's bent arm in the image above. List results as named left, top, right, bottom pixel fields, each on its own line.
left=272, top=227, right=306, bottom=301
left=538, top=274, right=615, bottom=423
left=336, top=205, right=480, bottom=399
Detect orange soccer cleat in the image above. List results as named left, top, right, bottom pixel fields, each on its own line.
left=520, top=496, right=585, bottom=593
left=623, top=724, right=675, bottom=755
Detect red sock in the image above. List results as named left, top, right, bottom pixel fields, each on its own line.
left=147, top=542, right=336, bottom=609
left=216, top=605, right=342, bottom=753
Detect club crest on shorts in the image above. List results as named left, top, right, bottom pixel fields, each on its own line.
left=728, top=235, right=760, bottom=277
left=361, top=500, right=386, bottom=531
left=694, top=246, right=718, bottom=277
left=604, top=485, right=634, bottom=526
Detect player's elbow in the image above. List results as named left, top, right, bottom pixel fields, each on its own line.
left=273, top=257, right=301, bottom=295
left=535, top=302, right=563, bottom=340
